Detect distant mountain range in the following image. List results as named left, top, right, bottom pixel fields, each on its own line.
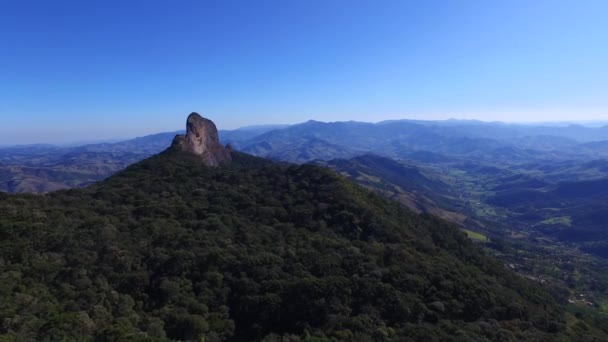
left=0, top=131, right=183, bottom=192
left=2, top=119, right=608, bottom=192
left=225, top=119, right=608, bottom=164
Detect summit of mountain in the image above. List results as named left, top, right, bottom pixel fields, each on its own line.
left=170, top=113, right=232, bottom=166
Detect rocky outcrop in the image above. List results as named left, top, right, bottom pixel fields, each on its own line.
left=171, top=113, right=232, bottom=166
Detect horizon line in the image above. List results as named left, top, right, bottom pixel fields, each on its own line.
left=1, top=117, right=608, bottom=147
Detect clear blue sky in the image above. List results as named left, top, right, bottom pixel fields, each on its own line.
left=1, top=0, right=607, bottom=144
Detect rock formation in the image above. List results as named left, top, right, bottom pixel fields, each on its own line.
left=171, top=113, right=232, bottom=166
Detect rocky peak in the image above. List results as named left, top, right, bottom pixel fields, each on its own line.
left=171, top=112, right=232, bottom=166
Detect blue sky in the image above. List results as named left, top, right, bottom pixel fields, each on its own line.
left=1, top=0, right=607, bottom=144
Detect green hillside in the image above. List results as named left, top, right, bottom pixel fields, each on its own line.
left=0, top=149, right=604, bottom=341
left=319, top=155, right=468, bottom=225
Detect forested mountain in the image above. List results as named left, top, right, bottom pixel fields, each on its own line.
left=1, top=148, right=604, bottom=341
left=4, top=118, right=608, bottom=265
left=3, top=115, right=608, bottom=339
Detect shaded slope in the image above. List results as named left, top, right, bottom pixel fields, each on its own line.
left=319, top=155, right=467, bottom=224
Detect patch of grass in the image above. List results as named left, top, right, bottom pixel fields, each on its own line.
left=462, top=229, right=489, bottom=242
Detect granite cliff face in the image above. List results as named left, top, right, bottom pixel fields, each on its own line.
left=171, top=113, right=232, bottom=166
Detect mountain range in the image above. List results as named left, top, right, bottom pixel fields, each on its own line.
left=3, top=119, right=608, bottom=193
left=3, top=117, right=608, bottom=289
left=3, top=118, right=608, bottom=255
left=1, top=113, right=605, bottom=340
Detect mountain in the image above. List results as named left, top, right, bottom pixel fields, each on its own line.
left=378, top=120, right=608, bottom=143
left=4, top=118, right=608, bottom=194
left=319, top=155, right=468, bottom=225
left=0, top=123, right=294, bottom=193
left=1, top=114, right=604, bottom=341
left=0, top=132, right=183, bottom=193
left=219, top=124, right=290, bottom=143
left=244, top=136, right=358, bottom=163
left=4, top=116, right=608, bottom=313
left=225, top=120, right=608, bottom=164
left=171, top=113, right=232, bottom=166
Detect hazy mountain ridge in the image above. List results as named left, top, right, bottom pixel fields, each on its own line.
left=3, top=119, right=608, bottom=193
left=225, top=120, right=608, bottom=164
left=0, top=131, right=185, bottom=193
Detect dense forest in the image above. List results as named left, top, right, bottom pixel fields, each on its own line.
left=0, top=149, right=605, bottom=341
